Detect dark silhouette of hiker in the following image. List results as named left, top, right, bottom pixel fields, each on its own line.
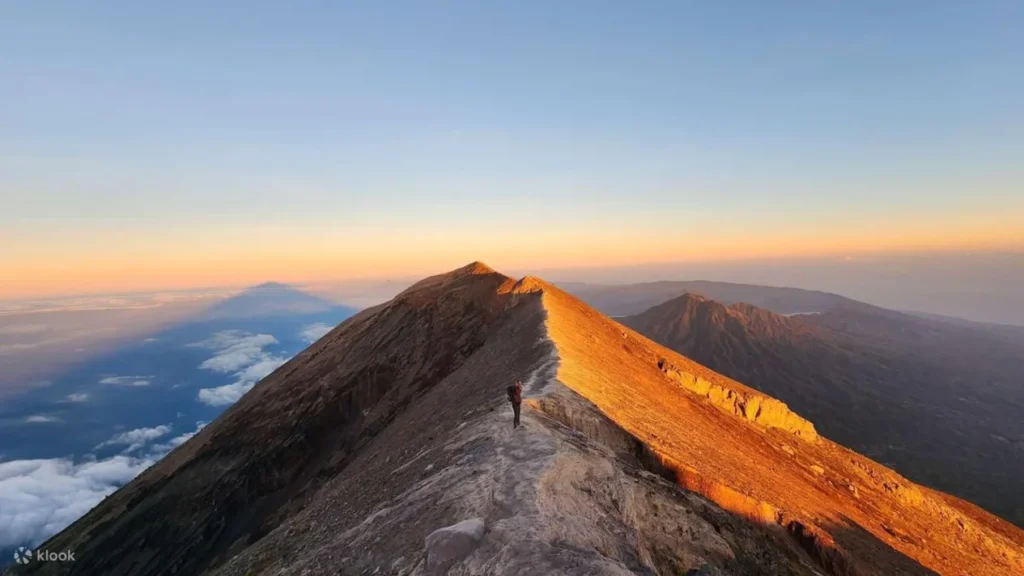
left=507, top=380, right=523, bottom=428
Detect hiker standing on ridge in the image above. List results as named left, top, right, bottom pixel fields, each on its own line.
left=507, top=380, right=523, bottom=429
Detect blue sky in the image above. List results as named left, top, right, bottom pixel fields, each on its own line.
left=1, top=1, right=1022, bottom=296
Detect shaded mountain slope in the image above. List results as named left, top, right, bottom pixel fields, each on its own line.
left=13, top=264, right=1023, bottom=576
left=620, top=293, right=1024, bottom=528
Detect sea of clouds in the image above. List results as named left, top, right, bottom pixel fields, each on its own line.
left=0, top=421, right=205, bottom=550
left=192, top=330, right=289, bottom=407
left=1, top=322, right=330, bottom=550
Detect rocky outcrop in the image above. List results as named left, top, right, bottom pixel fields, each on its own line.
left=423, top=518, right=485, bottom=574
left=656, top=357, right=818, bottom=441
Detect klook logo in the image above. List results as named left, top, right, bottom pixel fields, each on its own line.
left=11, top=547, right=75, bottom=565
left=13, top=547, right=32, bottom=565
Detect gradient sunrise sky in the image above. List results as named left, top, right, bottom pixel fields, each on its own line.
left=2, top=1, right=1022, bottom=299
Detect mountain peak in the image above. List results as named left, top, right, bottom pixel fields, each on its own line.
left=505, top=275, right=551, bottom=294
left=677, top=291, right=708, bottom=302
left=457, top=260, right=497, bottom=275
left=672, top=291, right=711, bottom=307
left=393, top=261, right=510, bottom=306
left=33, top=264, right=1024, bottom=576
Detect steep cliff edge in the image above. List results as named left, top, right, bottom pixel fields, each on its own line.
left=539, top=280, right=1023, bottom=576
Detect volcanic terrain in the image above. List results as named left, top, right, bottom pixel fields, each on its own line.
left=12, top=263, right=1023, bottom=576
left=620, top=292, right=1024, bottom=528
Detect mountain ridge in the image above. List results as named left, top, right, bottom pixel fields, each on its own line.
left=566, top=279, right=869, bottom=318
left=538, top=278, right=1022, bottom=574
left=12, top=263, right=1023, bottom=576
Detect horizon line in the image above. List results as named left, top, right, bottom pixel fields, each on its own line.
left=4, top=247, right=1021, bottom=303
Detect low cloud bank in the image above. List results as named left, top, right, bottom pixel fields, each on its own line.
left=0, top=456, right=153, bottom=549
left=0, top=421, right=206, bottom=550
left=148, top=422, right=206, bottom=455
left=94, top=425, right=172, bottom=454
left=299, top=322, right=332, bottom=343
left=99, top=375, right=152, bottom=387
left=194, top=330, right=287, bottom=407
left=24, top=415, right=60, bottom=424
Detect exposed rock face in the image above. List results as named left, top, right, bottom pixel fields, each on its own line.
left=620, top=291, right=1024, bottom=528
left=11, top=263, right=1023, bottom=576
left=656, top=357, right=817, bottom=441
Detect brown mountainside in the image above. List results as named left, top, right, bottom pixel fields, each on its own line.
left=621, top=293, right=1024, bottom=528
left=12, top=263, right=1023, bottom=576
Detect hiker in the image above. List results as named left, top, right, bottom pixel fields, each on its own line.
left=507, top=380, right=523, bottom=428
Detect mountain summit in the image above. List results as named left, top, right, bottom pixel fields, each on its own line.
left=16, top=264, right=1023, bottom=576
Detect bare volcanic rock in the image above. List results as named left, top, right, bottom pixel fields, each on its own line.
left=620, top=292, right=1024, bottom=528
left=424, top=518, right=485, bottom=573
left=655, top=356, right=817, bottom=441
left=12, top=263, right=1023, bottom=576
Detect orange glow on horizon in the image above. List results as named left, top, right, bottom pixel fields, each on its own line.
left=3, top=215, right=1022, bottom=300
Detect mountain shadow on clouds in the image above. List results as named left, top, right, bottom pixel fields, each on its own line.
left=204, top=282, right=337, bottom=319
left=0, top=284, right=357, bottom=564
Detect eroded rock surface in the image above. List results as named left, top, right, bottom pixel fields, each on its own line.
left=656, top=357, right=817, bottom=441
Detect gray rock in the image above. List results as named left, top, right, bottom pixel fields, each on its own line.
left=424, top=518, right=486, bottom=573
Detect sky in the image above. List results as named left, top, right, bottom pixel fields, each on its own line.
left=2, top=1, right=1022, bottom=299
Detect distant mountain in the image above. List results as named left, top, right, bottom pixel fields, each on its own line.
left=621, top=292, right=1024, bottom=528
left=16, top=264, right=1023, bottom=576
left=564, top=279, right=863, bottom=317
left=205, top=282, right=337, bottom=318
left=906, top=310, right=1024, bottom=344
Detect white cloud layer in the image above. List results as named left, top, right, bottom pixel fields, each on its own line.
left=24, top=415, right=60, bottom=424
left=194, top=330, right=286, bottom=407
left=148, top=421, right=207, bottom=455
left=0, top=421, right=207, bottom=549
left=99, top=375, right=152, bottom=387
left=193, top=331, right=278, bottom=373
left=299, top=322, right=332, bottom=343
left=95, top=425, right=172, bottom=454
left=64, top=393, right=90, bottom=403
left=0, top=455, right=155, bottom=549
